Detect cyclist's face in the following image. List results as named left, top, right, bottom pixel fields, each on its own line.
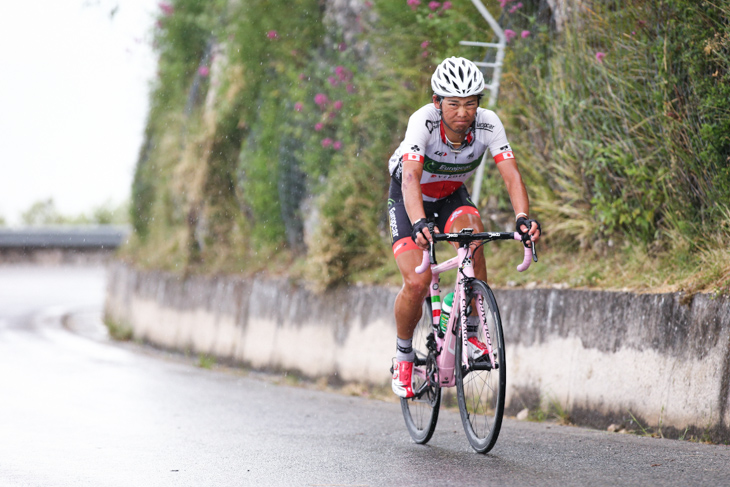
left=434, top=95, right=479, bottom=134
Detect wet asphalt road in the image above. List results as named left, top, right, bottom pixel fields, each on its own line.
left=1, top=264, right=729, bottom=487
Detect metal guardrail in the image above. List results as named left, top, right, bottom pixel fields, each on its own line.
left=0, top=226, right=130, bottom=249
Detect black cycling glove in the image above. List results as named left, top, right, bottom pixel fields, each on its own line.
left=516, top=216, right=541, bottom=239
left=411, top=218, right=429, bottom=243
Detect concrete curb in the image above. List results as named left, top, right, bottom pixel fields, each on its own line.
left=104, top=261, right=730, bottom=441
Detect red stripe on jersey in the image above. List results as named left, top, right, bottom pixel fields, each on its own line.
left=404, top=152, right=424, bottom=163
left=493, top=151, right=515, bottom=163
left=421, top=181, right=463, bottom=199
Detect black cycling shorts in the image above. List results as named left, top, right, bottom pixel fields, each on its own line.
left=387, top=176, right=480, bottom=258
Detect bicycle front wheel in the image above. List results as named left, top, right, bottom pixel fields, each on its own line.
left=455, top=279, right=506, bottom=453
left=400, top=298, right=441, bottom=444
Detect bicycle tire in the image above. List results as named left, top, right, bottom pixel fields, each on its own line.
left=455, top=279, right=506, bottom=453
left=400, top=298, right=441, bottom=444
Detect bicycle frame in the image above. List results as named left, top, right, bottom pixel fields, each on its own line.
left=412, top=231, right=534, bottom=390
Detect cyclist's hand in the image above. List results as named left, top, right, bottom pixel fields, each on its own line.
left=411, top=219, right=440, bottom=250
left=516, top=216, right=541, bottom=243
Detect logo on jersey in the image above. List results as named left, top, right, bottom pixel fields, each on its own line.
left=425, top=120, right=439, bottom=133
left=434, top=150, right=447, bottom=157
left=468, top=153, right=474, bottom=159
left=449, top=209, right=464, bottom=223
left=476, top=122, right=495, bottom=132
left=423, top=157, right=481, bottom=175
left=410, top=145, right=421, bottom=152
left=499, top=144, right=512, bottom=151
left=389, top=207, right=399, bottom=238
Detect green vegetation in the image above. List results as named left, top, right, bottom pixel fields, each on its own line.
left=104, top=316, right=134, bottom=341
left=20, top=198, right=129, bottom=226
left=197, top=353, right=216, bottom=369
left=128, top=0, right=729, bottom=293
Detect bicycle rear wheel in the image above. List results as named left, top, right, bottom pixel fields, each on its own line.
left=455, top=279, right=506, bottom=453
left=400, top=298, right=441, bottom=444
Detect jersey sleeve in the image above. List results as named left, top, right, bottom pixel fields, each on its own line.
left=400, top=108, right=432, bottom=164
left=482, top=111, right=515, bottom=164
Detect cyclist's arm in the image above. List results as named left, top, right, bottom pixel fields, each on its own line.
left=402, top=160, right=436, bottom=248
left=496, top=158, right=540, bottom=242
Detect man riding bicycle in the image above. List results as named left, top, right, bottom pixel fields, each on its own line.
left=388, top=56, right=541, bottom=398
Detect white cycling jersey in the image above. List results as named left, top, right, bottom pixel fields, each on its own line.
left=388, top=104, right=515, bottom=202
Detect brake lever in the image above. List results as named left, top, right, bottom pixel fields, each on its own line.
left=521, top=233, right=538, bottom=263
left=427, top=221, right=436, bottom=264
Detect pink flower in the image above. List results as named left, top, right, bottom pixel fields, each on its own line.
left=329, top=112, right=337, bottom=120
left=335, top=65, right=352, bottom=82
left=314, top=123, right=324, bottom=132
left=333, top=100, right=343, bottom=110
left=346, top=84, right=356, bottom=94
left=321, top=138, right=333, bottom=148
left=596, top=51, right=606, bottom=63
left=631, top=31, right=636, bottom=35
left=422, top=50, right=429, bottom=58
left=159, top=2, right=174, bottom=16
left=499, top=0, right=513, bottom=8
left=504, top=29, right=517, bottom=42
left=314, top=93, right=329, bottom=106
left=328, top=76, right=339, bottom=87
left=407, top=0, right=420, bottom=11
left=198, top=66, right=209, bottom=77
left=428, top=13, right=434, bottom=19
left=294, top=102, right=303, bottom=112
left=267, top=30, right=278, bottom=40
left=338, top=42, right=347, bottom=52
left=521, top=30, right=530, bottom=38
left=509, top=1, right=523, bottom=13
left=428, top=1, right=441, bottom=10
left=421, top=40, right=430, bottom=48
left=442, top=1, right=452, bottom=9
left=333, top=141, right=342, bottom=150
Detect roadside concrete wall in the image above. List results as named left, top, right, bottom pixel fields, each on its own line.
left=105, top=262, right=730, bottom=439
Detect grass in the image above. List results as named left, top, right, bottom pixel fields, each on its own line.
left=197, top=354, right=216, bottom=369
left=527, top=395, right=572, bottom=426
left=104, top=317, right=134, bottom=342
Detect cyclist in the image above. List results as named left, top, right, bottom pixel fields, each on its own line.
left=389, top=56, right=541, bottom=398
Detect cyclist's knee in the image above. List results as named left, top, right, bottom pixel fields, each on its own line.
left=402, top=271, right=430, bottom=299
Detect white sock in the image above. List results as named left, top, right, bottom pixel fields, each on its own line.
left=396, top=337, right=415, bottom=362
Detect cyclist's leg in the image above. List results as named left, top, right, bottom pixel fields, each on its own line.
left=394, top=248, right=431, bottom=340
left=388, top=178, right=432, bottom=341
left=438, top=186, right=487, bottom=282
left=389, top=190, right=432, bottom=399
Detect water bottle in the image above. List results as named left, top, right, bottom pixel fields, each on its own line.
left=439, top=292, right=454, bottom=334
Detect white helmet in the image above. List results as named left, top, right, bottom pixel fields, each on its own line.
left=431, top=56, right=485, bottom=98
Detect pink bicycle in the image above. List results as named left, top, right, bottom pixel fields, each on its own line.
left=400, top=226, right=535, bottom=453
